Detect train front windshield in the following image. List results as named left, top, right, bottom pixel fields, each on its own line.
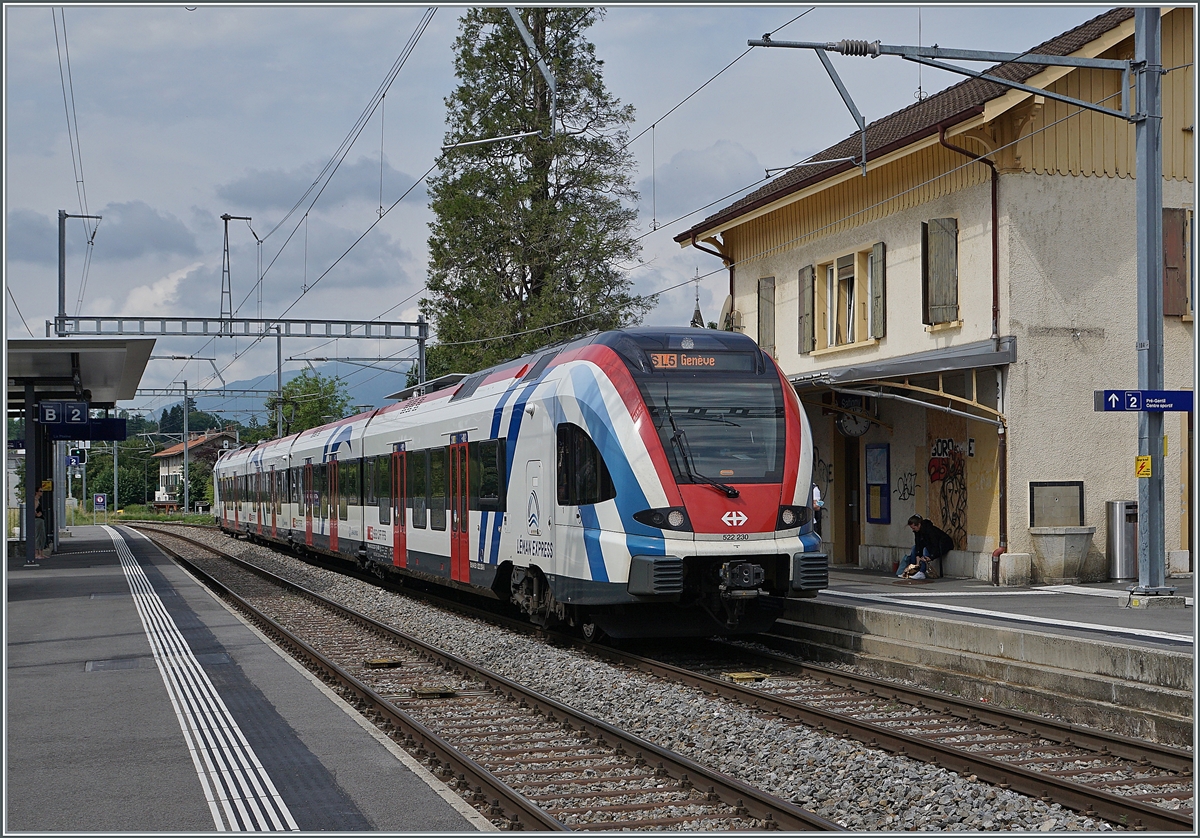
left=638, top=378, right=786, bottom=484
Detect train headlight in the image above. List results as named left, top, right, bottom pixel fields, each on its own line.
left=776, top=505, right=810, bottom=531
left=633, top=507, right=692, bottom=531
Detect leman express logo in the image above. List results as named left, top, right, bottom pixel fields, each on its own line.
left=527, top=491, right=541, bottom=536
left=722, top=511, right=748, bottom=527
left=516, top=537, right=554, bottom=559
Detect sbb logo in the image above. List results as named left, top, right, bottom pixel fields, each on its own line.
left=722, top=511, right=748, bottom=527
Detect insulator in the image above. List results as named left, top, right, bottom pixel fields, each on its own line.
left=837, top=39, right=880, bottom=57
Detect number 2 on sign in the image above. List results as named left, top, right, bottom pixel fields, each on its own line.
left=1135, top=455, right=1152, bottom=478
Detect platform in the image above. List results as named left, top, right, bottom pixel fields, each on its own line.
left=818, top=565, right=1193, bottom=648
left=5, top=524, right=492, bottom=833
left=777, top=566, right=1194, bottom=745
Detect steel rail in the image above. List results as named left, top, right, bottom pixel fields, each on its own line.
left=138, top=526, right=844, bottom=832
left=578, top=641, right=1193, bottom=832
left=144, top=532, right=562, bottom=832
left=140, top=523, right=1192, bottom=830
left=717, top=642, right=1194, bottom=775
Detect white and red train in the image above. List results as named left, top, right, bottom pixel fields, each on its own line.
left=213, top=328, right=827, bottom=638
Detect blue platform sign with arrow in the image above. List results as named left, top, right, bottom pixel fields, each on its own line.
left=1094, top=390, right=1194, bottom=412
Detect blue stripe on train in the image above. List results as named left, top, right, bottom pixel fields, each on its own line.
left=483, top=373, right=542, bottom=565
left=566, top=365, right=665, bottom=560
left=578, top=504, right=608, bottom=583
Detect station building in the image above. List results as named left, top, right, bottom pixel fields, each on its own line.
left=676, top=7, right=1194, bottom=583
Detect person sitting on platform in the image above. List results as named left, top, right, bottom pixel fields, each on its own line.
left=897, top=514, right=954, bottom=579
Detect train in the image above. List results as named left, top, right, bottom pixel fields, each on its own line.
left=212, top=327, right=828, bottom=639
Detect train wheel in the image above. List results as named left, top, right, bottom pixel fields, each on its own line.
left=581, top=620, right=603, bottom=644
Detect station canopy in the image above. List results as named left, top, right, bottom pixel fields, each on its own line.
left=6, top=338, right=156, bottom=415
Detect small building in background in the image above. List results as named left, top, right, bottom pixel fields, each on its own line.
left=153, top=429, right=239, bottom=511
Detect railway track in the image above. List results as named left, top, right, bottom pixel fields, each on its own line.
left=591, top=642, right=1194, bottom=832
left=133, top=525, right=840, bottom=832
left=136, top=523, right=1193, bottom=830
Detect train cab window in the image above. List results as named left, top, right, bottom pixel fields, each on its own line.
left=468, top=439, right=507, bottom=512
left=374, top=455, right=391, bottom=525
left=429, top=447, right=448, bottom=531
left=409, top=450, right=428, bottom=529
left=556, top=423, right=615, bottom=506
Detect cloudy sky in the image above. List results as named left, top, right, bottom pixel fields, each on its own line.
left=5, top=3, right=1108, bottom=419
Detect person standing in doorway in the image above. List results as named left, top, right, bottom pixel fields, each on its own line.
left=811, top=484, right=824, bottom=537
left=33, top=488, right=47, bottom=560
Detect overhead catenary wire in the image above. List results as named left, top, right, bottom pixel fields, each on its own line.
left=252, top=6, right=435, bottom=284
left=439, top=81, right=1124, bottom=348
left=52, top=7, right=100, bottom=315
left=7, top=287, right=36, bottom=337
left=206, top=6, right=813, bottom=394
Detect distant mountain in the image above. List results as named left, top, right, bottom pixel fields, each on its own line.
left=153, top=360, right=414, bottom=424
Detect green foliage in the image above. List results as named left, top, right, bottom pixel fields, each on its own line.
left=82, top=442, right=159, bottom=509
left=159, top=404, right=220, bottom=436
left=423, top=7, right=650, bottom=377
left=265, top=370, right=350, bottom=435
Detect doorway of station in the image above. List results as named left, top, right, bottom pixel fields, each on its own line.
left=841, top=435, right=860, bottom=564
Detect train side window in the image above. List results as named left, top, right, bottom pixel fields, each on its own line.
left=339, top=459, right=360, bottom=520
left=429, top=447, right=448, bottom=531
left=409, top=450, right=428, bottom=529
left=364, top=458, right=376, bottom=509
left=469, top=439, right=506, bottom=512
left=273, top=469, right=282, bottom=515
left=375, top=455, right=391, bottom=525
left=556, top=423, right=615, bottom=506
left=316, top=464, right=329, bottom=520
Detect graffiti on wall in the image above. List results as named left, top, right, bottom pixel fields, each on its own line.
left=812, top=445, right=833, bottom=496
left=927, top=438, right=967, bottom=550
left=894, top=471, right=919, bottom=502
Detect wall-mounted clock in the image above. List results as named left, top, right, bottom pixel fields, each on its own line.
left=836, top=395, right=872, bottom=437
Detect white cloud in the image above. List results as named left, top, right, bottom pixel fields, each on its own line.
left=120, top=262, right=204, bottom=316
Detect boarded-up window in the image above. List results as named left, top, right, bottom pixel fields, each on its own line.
left=922, top=218, right=959, bottom=324
left=757, top=277, right=775, bottom=355
left=869, top=242, right=886, bottom=338
left=1164, top=207, right=1189, bottom=316
left=799, top=265, right=815, bottom=354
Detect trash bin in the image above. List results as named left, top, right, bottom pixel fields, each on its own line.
left=1106, top=500, right=1137, bottom=581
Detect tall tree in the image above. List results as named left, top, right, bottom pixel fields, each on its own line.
left=266, top=370, right=349, bottom=436
left=423, top=7, right=650, bottom=376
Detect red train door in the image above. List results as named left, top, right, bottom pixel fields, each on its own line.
left=304, top=462, right=313, bottom=546
left=330, top=458, right=340, bottom=552
left=256, top=471, right=263, bottom=535
left=392, top=447, right=407, bottom=568
left=450, top=433, right=469, bottom=582
left=270, top=466, right=277, bottom=538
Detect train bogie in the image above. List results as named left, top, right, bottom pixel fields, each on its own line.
left=214, top=328, right=828, bottom=638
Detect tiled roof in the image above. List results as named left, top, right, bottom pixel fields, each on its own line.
left=153, top=432, right=238, bottom=459
left=675, top=7, right=1133, bottom=242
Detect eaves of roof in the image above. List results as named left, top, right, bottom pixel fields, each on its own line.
left=675, top=7, right=1134, bottom=245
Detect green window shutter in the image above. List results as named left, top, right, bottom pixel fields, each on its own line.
left=924, top=218, right=958, bottom=323
left=799, top=265, right=815, bottom=354
left=1163, top=207, right=1188, bottom=316
left=758, top=276, right=775, bottom=355
left=870, top=241, right=886, bottom=338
